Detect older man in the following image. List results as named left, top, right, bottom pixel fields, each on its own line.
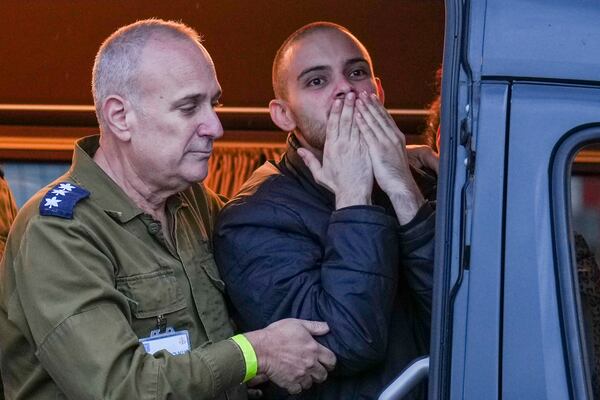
left=215, top=22, right=435, bottom=399
left=0, top=20, right=335, bottom=400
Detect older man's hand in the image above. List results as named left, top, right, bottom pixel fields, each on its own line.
left=244, top=319, right=336, bottom=395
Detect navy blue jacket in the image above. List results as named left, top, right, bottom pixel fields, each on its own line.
left=215, top=137, right=435, bottom=399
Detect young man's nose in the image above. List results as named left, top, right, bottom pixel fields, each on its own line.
left=334, top=76, right=356, bottom=99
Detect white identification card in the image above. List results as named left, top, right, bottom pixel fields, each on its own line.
left=140, top=327, right=191, bottom=356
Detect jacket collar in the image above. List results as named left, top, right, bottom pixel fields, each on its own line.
left=280, top=133, right=336, bottom=208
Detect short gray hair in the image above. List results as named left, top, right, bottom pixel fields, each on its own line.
left=92, top=18, right=201, bottom=131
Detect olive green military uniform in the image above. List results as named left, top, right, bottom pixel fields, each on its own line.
left=0, top=136, right=248, bottom=399
left=0, top=170, right=18, bottom=400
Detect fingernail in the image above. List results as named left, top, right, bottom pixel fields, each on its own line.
left=370, top=93, right=378, bottom=100
left=360, top=91, right=368, bottom=98
left=347, top=92, right=355, bottom=100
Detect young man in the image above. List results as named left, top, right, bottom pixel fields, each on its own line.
left=215, top=22, right=435, bottom=399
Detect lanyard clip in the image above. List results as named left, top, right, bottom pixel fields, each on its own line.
left=156, top=314, right=167, bottom=333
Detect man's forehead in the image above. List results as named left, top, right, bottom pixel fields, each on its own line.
left=286, top=29, right=369, bottom=71
left=142, top=35, right=212, bottom=69
left=137, top=36, right=219, bottom=94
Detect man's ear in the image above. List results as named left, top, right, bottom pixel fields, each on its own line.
left=375, top=77, right=385, bottom=105
left=269, top=99, right=297, bottom=132
left=102, top=95, right=132, bottom=141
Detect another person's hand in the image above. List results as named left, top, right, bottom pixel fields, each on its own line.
left=298, top=93, right=373, bottom=209
left=406, top=144, right=439, bottom=175
left=355, top=91, right=425, bottom=224
left=244, top=319, right=337, bottom=395
left=247, top=374, right=267, bottom=398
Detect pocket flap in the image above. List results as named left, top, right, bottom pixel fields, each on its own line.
left=116, top=268, right=186, bottom=319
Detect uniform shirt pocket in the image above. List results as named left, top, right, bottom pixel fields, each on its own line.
left=199, top=255, right=226, bottom=293
left=116, top=268, right=187, bottom=319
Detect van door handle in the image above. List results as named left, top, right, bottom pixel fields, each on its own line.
left=378, top=356, right=429, bottom=400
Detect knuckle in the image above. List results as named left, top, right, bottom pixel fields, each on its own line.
left=315, top=371, right=327, bottom=383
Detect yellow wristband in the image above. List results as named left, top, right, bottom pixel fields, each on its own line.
left=231, top=334, right=258, bottom=383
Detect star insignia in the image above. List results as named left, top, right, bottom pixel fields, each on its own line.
left=58, top=183, right=76, bottom=192
left=44, top=196, right=62, bottom=208
left=40, top=182, right=90, bottom=219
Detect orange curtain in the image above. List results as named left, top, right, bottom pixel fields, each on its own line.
left=205, top=145, right=285, bottom=198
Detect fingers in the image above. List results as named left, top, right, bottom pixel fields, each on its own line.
left=368, top=92, right=396, bottom=127
left=247, top=374, right=268, bottom=387
left=363, top=92, right=396, bottom=131
left=297, top=148, right=322, bottom=180
left=298, top=149, right=337, bottom=193
left=326, top=98, right=343, bottom=141
left=298, top=320, right=329, bottom=336
left=317, top=344, right=337, bottom=371
left=338, top=92, right=356, bottom=142
left=356, top=97, right=387, bottom=144
left=354, top=111, right=376, bottom=147
left=247, top=388, right=264, bottom=399
left=299, top=373, right=314, bottom=391
left=356, top=91, right=405, bottom=146
left=350, top=106, right=360, bottom=143
left=309, top=361, right=329, bottom=384
left=424, top=149, right=440, bottom=174
left=406, top=145, right=440, bottom=174
left=287, top=383, right=302, bottom=395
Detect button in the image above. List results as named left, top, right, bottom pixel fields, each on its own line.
left=148, top=222, right=161, bottom=235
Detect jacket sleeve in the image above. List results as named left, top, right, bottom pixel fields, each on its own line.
left=215, top=199, right=400, bottom=375
left=397, top=202, right=436, bottom=330
left=13, top=216, right=246, bottom=399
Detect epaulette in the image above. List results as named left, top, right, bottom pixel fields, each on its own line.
left=39, top=182, right=90, bottom=219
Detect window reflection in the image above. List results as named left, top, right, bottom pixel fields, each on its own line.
left=571, top=144, right=600, bottom=397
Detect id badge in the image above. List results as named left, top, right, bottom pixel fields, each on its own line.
left=140, top=327, right=191, bottom=356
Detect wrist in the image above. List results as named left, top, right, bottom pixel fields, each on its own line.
left=389, top=190, right=425, bottom=225
left=243, top=330, right=268, bottom=375
left=335, top=192, right=371, bottom=209
left=231, top=334, right=258, bottom=383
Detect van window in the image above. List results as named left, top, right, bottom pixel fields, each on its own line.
left=571, top=143, right=600, bottom=398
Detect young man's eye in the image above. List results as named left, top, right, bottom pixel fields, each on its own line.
left=307, top=77, right=325, bottom=87
left=350, top=69, right=367, bottom=78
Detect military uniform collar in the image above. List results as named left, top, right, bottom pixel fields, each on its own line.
left=70, top=135, right=187, bottom=223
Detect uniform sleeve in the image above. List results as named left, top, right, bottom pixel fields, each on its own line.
left=15, top=216, right=246, bottom=399
left=215, top=200, right=400, bottom=375
left=396, top=202, right=436, bottom=329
